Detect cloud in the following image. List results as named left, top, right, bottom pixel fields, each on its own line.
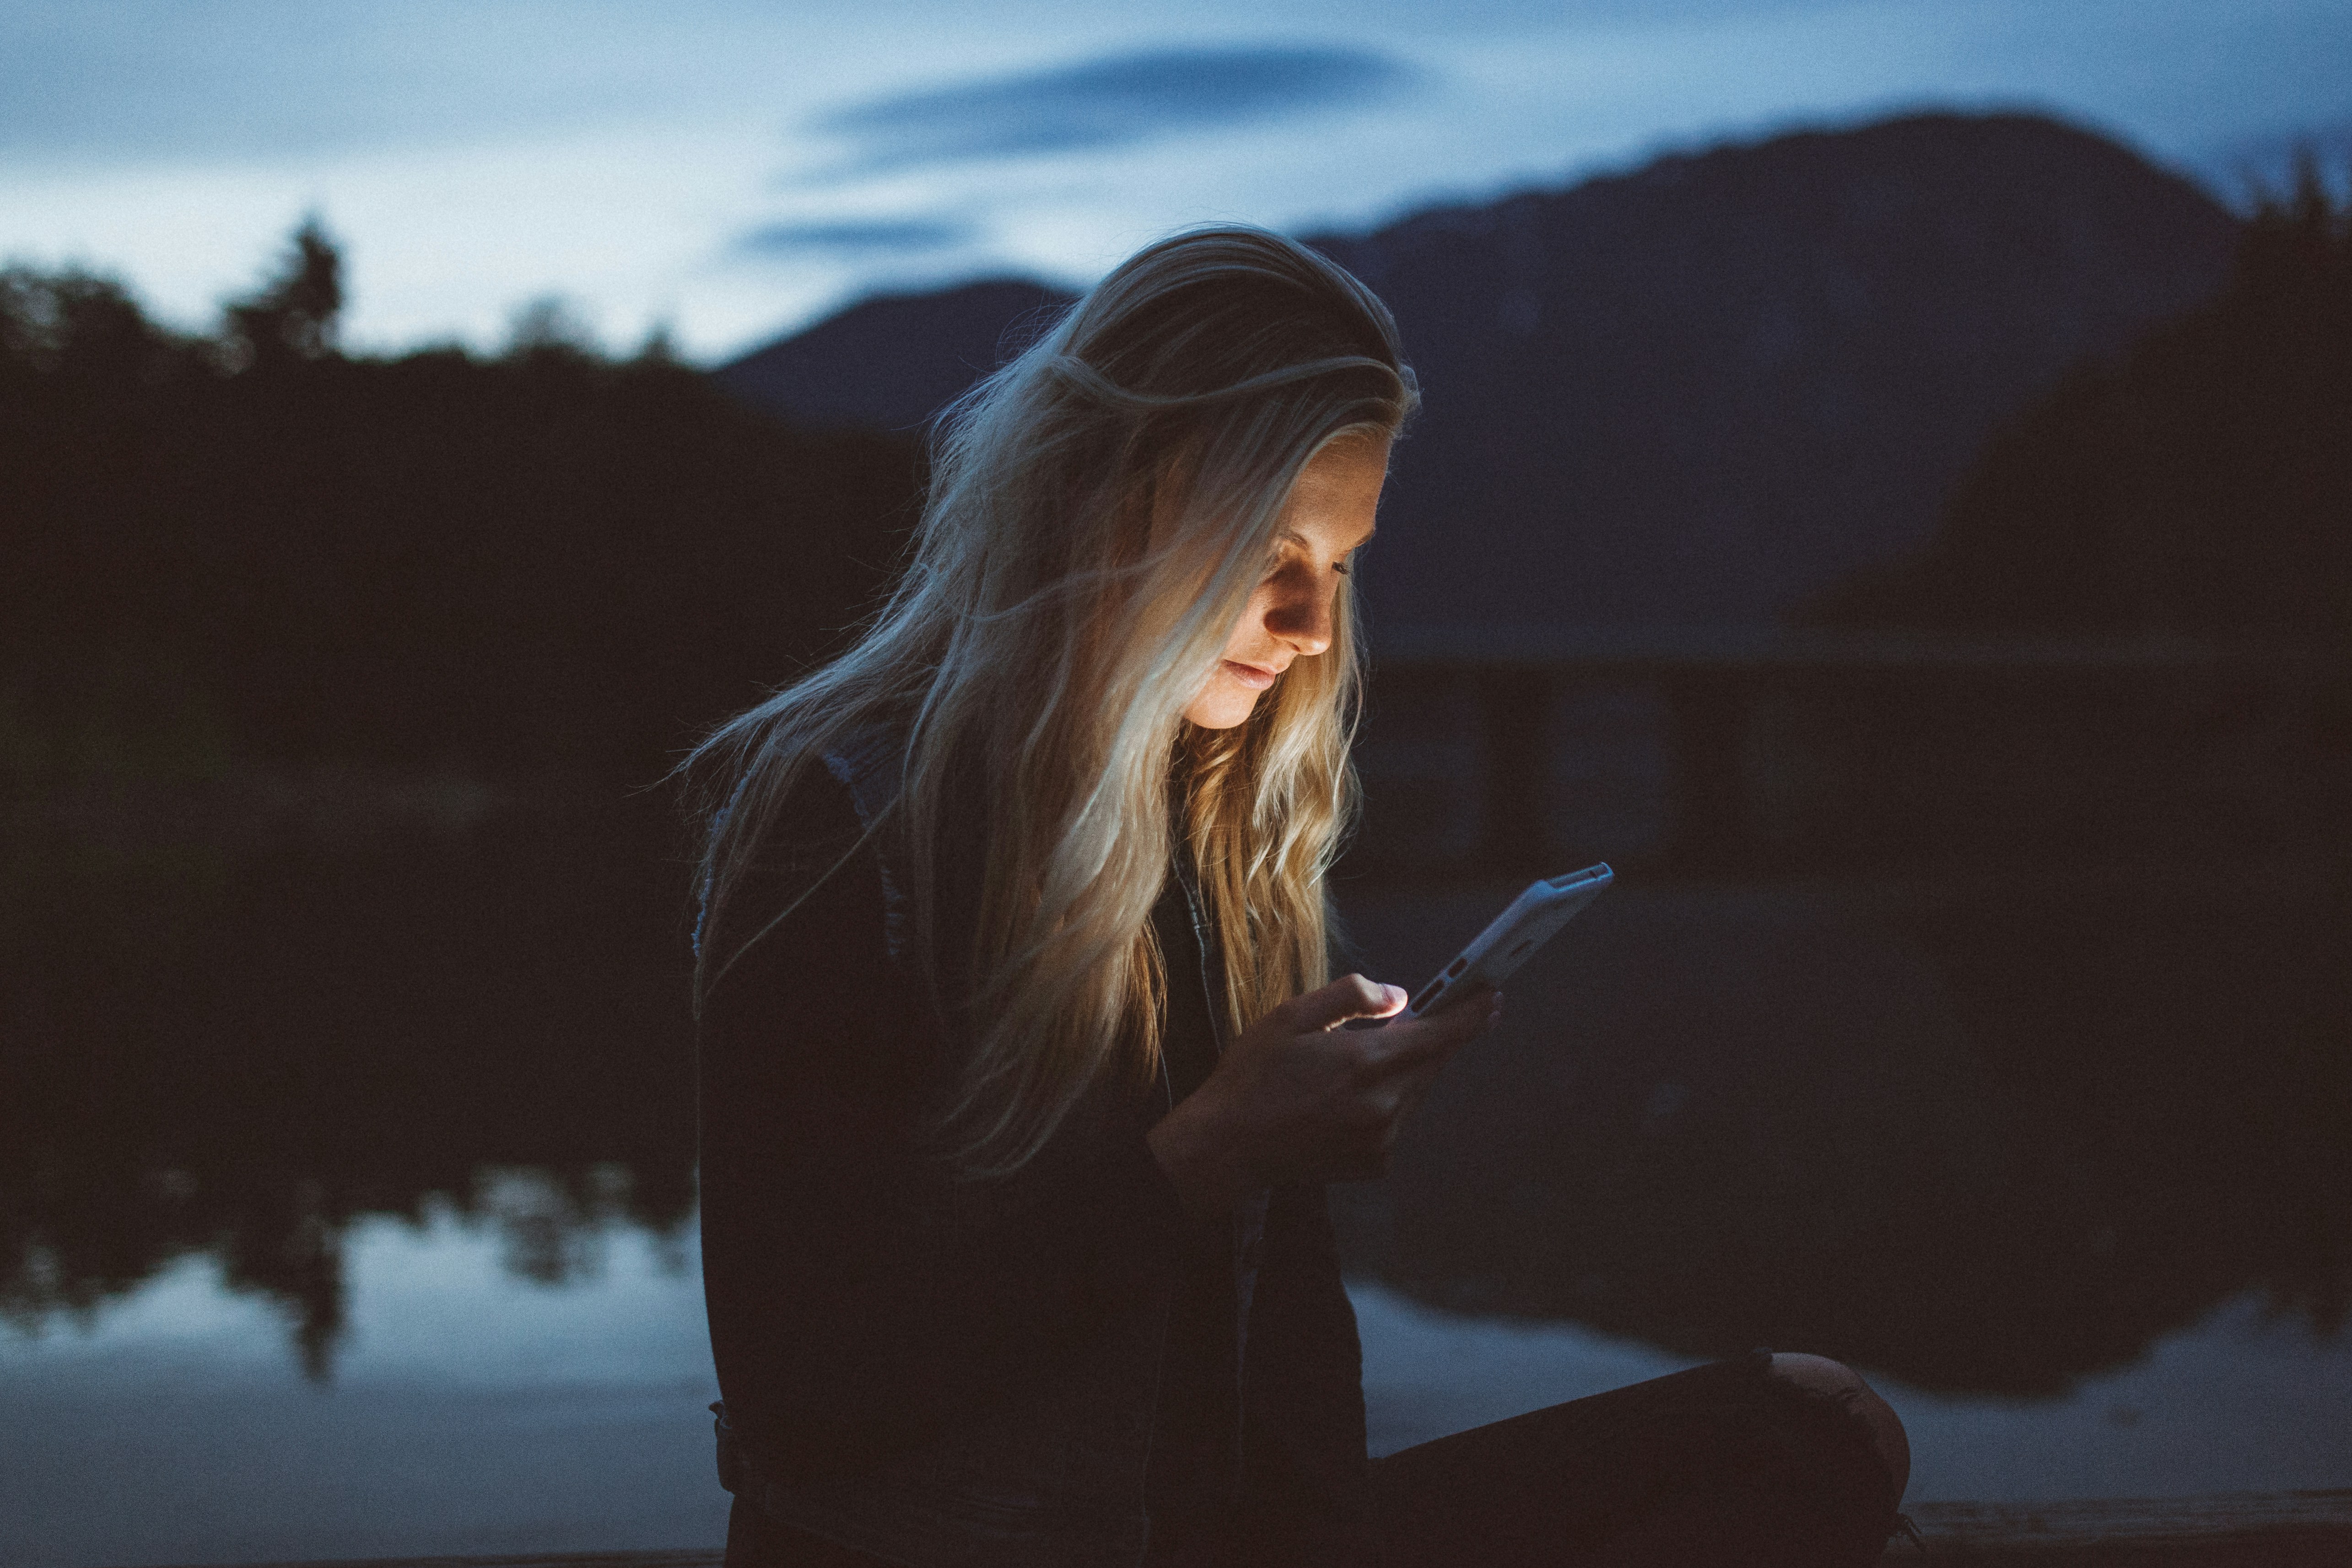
left=811, top=44, right=1419, bottom=174
left=734, top=217, right=979, bottom=258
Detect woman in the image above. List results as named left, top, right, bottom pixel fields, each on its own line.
left=685, top=227, right=1908, bottom=1567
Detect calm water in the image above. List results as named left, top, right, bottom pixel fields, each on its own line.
left=4, top=790, right=2347, bottom=1565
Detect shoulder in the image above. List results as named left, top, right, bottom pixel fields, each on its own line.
left=708, top=717, right=909, bottom=909
left=695, top=755, right=915, bottom=1085
left=698, top=729, right=901, bottom=987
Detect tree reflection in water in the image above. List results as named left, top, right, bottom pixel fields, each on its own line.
left=0, top=789, right=697, bottom=1379
left=3, top=788, right=2345, bottom=1393
left=1343, top=866, right=2351, bottom=1396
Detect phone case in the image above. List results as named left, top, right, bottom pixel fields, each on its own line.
left=1405, top=863, right=1613, bottom=1017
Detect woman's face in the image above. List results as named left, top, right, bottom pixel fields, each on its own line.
left=1183, top=432, right=1389, bottom=730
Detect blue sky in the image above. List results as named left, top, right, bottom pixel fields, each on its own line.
left=3, top=0, right=2346, bottom=360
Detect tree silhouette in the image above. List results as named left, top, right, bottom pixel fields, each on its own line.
left=1, top=221, right=923, bottom=784
left=222, top=214, right=345, bottom=371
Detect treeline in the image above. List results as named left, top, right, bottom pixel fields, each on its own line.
left=1808, top=168, right=2350, bottom=645
left=0, top=221, right=922, bottom=783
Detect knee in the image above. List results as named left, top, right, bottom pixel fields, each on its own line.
left=1767, top=1352, right=1910, bottom=1503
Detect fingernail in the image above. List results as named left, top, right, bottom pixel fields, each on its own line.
left=1383, top=983, right=1407, bottom=1008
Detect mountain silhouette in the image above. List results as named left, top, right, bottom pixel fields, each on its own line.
left=717, top=112, right=2237, bottom=631
left=716, top=278, right=1075, bottom=431
left=1314, top=113, right=2237, bottom=631
left=1803, top=169, right=2351, bottom=648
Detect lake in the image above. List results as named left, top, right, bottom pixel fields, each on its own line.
left=4, top=783, right=2347, bottom=1565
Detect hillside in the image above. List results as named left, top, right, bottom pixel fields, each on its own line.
left=716, top=278, right=1074, bottom=431
left=1804, top=173, right=2351, bottom=647
left=717, top=112, right=2239, bottom=632
left=1314, top=112, right=2238, bottom=631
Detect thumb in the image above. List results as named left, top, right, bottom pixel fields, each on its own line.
left=1287, top=973, right=1408, bottom=1033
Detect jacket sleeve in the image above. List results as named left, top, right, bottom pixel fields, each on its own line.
left=1230, top=1180, right=1377, bottom=1566
left=696, top=770, right=1193, bottom=1482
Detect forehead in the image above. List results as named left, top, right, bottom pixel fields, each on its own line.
left=1279, top=433, right=1388, bottom=544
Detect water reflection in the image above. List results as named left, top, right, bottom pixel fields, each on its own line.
left=7, top=1225, right=2345, bottom=1568
left=3, top=784, right=2345, bottom=1397
left=0, top=791, right=696, bottom=1378
left=1338, top=867, right=2352, bottom=1395
left=0, top=1207, right=728, bottom=1568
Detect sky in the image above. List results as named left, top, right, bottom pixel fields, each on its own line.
left=3, top=0, right=2347, bottom=362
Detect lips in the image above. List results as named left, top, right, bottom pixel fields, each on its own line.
left=1222, top=660, right=1279, bottom=690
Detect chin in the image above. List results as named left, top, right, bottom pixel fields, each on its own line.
left=1184, top=688, right=1262, bottom=731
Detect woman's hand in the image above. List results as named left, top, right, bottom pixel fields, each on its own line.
left=1145, top=973, right=1502, bottom=1218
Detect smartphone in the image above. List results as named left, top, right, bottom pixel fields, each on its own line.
left=1404, top=864, right=1613, bottom=1018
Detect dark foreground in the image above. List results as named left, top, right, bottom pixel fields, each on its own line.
left=1889, top=1491, right=2352, bottom=1562
left=124, top=1489, right=2352, bottom=1567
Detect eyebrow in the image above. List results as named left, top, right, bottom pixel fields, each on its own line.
left=1280, top=527, right=1376, bottom=550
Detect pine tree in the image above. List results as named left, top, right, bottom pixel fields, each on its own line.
left=221, top=215, right=345, bottom=371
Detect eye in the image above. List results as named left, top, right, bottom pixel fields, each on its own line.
left=1332, top=560, right=1351, bottom=576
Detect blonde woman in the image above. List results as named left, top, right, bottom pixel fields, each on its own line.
left=686, top=227, right=1907, bottom=1568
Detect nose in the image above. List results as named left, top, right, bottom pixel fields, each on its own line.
left=1263, top=566, right=1335, bottom=659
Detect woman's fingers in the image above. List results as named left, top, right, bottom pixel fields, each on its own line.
left=1282, top=972, right=1407, bottom=1034
left=1388, top=1032, right=1473, bottom=1121
left=1356, top=987, right=1500, bottom=1077
left=1200, top=978, right=1507, bottom=1191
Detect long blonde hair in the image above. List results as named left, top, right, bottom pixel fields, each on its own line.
left=685, top=226, right=1416, bottom=1177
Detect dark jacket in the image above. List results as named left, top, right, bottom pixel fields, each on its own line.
left=696, top=724, right=1373, bottom=1567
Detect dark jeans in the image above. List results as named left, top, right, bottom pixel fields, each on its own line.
left=1372, top=1351, right=1900, bottom=1568
left=725, top=1352, right=1903, bottom=1568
